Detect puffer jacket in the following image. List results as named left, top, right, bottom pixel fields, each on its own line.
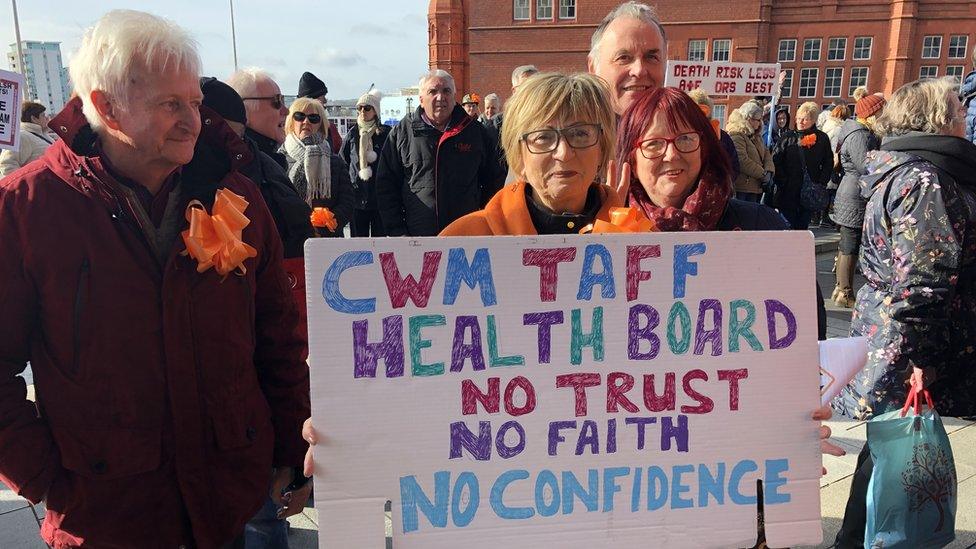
left=375, top=104, right=507, bottom=236
left=339, top=122, right=391, bottom=210
left=0, top=121, right=55, bottom=176
left=962, top=70, right=976, bottom=145
left=829, top=118, right=880, bottom=229
left=727, top=115, right=774, bottom=195
left=0, top=98, right=310, bottom=548
left=833, top=133, right=976, bottom=420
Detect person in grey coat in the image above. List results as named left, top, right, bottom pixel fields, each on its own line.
left=828, top=94, right=885, bottom=307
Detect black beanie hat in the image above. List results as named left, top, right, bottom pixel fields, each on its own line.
left=298, top=71, right=328, bottom=99
left=199, top=77, right=247, bottom=125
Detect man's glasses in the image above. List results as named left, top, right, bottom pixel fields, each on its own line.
left=357, top=105, right=373, bottom=112
left=242, top=94, right=285, bottom=110
left=633, top=131, right=701, bottom=160
left=292, top=112, right=321, bottom=124
left=521, top=124, right=601, bottom=154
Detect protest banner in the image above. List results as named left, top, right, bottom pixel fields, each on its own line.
left=819, top=337, right=868, bottom=405
left=664, top=61, right=781, bottom=98
left=0, top=69, right=24, bottom=153
left=306, top=232, right=823, bottom=548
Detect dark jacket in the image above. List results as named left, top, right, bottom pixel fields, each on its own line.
left=339, top=122, right=391, bottom=210
left=240, top=137, right=314, bottom=258
left=770, top=107, right=792, bottom=148
left=376, top=104, right=507, bottom=236
left=834, top=133, right=976, bottom=420
left=962, top=70, right=976, bottom=144
left=719, top=130, right=741, bottom=183
left=282, top=140, right=355, bottom=237
left=772, top=127, right=833, bottom=211
left=0, top=99, right=310, bottom=548
left=829, top=118, right=880, bottom=229
left=246, top=127, right=287, bottom=170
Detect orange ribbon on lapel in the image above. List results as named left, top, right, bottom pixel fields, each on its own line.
left=181, top=188, right=258, bottom=277
left=581, top=207, right=656, bottom=234
left=311, top=207, right=338, bottom=231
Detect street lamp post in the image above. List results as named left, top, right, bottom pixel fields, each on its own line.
left=229, top=0, right=239, bottom=71
left=11, top=0, right=25, bottom=76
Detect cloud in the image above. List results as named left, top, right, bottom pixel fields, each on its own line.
left=308, top=48, right=365, bottom=68
left=350, top=22, right=403, bottom=37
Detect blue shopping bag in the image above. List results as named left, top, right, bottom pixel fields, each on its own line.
left=865, top=386, right=957, bottom=548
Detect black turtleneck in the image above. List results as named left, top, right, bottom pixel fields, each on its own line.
left=525, top=184, right=602, bottom=235
left=246, top=128, right=287, bottom=170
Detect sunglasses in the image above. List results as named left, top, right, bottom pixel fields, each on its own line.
left=292, top=112, right=322, bottom=124
left=357, top=105, right=373, bottom=112
left=242, top=94, right=285, bottom=110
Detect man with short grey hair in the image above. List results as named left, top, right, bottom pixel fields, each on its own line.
left=228, top=67, right=290, bottom=169
left=587, top=1, right=667, bottom=114
left=376, top=69, right=506, bottom=236
left=482, top=93, right=501, bottom=121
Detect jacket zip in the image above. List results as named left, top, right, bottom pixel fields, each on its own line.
left=432, top=115, right=471, bottom=228
left=72, top=257, right=90, bottom=374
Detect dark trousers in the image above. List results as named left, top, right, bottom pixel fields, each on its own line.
left=838, top=225, right=862, bottom=256
left=736, top=191, right=762, bottom=203
left=781, top=206, right=813, bottom=230
left=835, top=443, right=872, bottom=548
left=352, top=208, right=386, bottom=238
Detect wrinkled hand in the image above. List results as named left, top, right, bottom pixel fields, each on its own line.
left=813, top=405, right=845, bottom=476
left=270, top=465, right=312, bottom=519
left=605, top=159, right=631, bottom=205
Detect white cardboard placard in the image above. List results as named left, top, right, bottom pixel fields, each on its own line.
left=0, top=70, right=24, bottom=153
left=665, top=61, right=781, bottom=98
left=819, top=337, right=868, bottom=405
left=306, top=232, right=822, bottom=548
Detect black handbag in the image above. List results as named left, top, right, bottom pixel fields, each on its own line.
left=797, top=143, right=828, bottom=210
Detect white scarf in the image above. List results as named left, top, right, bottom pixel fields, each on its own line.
left=357, top=116, right=378, bottom=180
left=284, top=132, right=332, bottom=205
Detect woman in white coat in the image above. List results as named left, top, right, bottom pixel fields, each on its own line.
left=0, top=102, right=55, bottom=177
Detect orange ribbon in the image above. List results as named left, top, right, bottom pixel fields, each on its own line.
left=181, top=189, right=258, bottom=277
left=311, top=207, right=338, bottom=231
left=581, top=207, right=656, bottom=234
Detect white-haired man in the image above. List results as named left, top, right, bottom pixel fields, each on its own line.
left=0, top=10, right=310, bottom=548
left=587, top=1, right=667, bottom=115
left=228, top=68, right=290, bottom=169
left=482, top=93, right=501, bottom=123
left=375, top=69, right=506, bottom=236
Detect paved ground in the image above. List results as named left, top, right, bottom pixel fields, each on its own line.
left=4, top=228, right=975, bottom=548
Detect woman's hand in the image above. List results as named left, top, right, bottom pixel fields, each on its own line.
left=910, top=365, right=926, bottom=392
left=605, top=159, right=631, bottom=205
left=303, top=417, right=317, bottom=477
left=813, top=405, right=845, bottom=475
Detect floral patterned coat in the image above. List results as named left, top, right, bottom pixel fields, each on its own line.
left=833, top=133, right=976, bottom=420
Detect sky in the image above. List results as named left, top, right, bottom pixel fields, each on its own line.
left=1, top=0, right=430, bottom=100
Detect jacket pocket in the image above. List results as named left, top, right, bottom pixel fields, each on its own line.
left=209, top=388, right=272, bottom=452
left=51, top=425, right=161, bottom=481
left=71, top=258, right=90, bottom=375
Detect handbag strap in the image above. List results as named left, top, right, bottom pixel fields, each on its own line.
left=900, top=378, right=935, bottom=417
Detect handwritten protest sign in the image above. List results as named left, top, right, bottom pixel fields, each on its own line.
left=0, top=70, right=25, bottom=152
left=306, top=232, right=823, bottom=548
left=665, top=61, right=781, bottom=97
left=819, top=337, right=868, bottom=405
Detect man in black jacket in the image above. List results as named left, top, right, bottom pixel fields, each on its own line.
left=375, top=69, right=507, bottom=236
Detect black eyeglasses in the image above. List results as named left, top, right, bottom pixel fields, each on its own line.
left=633, top=131, right=701, bottom=160
left=292, top=112, right=321, bottom=124
left=521, top=124, right=602, bottom=154
left=242, top=94, right=284, bottom=110
left=357, top=105, right=373, bottom=112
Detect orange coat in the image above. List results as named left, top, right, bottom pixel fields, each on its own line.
left=440, top=181, right=622, bottom=236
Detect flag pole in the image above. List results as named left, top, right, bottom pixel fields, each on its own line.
left=229, top=0, right=239, bottom=71
left=11, top=0, right=25, bottom=76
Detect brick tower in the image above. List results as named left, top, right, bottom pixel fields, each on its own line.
left=428, top=0, right=469, bottom=98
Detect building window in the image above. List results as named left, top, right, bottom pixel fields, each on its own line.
left=827, top=37, right=847, bottom=61
left=712, top=39, right=731, bottom=62
left=514, top=0, right=529, bottom=20
left=712, top=104, right=727, bottom=128
left=536, top=0, right=553, bottom=19
left=781, top=68, right=794, bottom=98
left=946, top=65, right=965, bottom=82
left=848, top=67, right=868, bottom=96
left=824, top=68, right=843, bottom=97
left=919, top=65, right=938, bottom=79
left=802, top=38, right=821, bottom=62
left=799, top=68, right=818, bottom=98
left=853, top=37, right=872, bottom=60
left=922, top=36, right=942, bottom=59
left=949, top=35, right=968, bottom=59
left=778, top=39, right=797, bottom=62
left=688, top=40, right=707, bottom=62
left=558, top=0, right=576, bottom=19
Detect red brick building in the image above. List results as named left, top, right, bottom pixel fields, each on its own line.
left=429, top=0, right=976, bottom=123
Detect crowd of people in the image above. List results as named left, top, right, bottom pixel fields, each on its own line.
left=0, top=1, right=973, bottom=548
